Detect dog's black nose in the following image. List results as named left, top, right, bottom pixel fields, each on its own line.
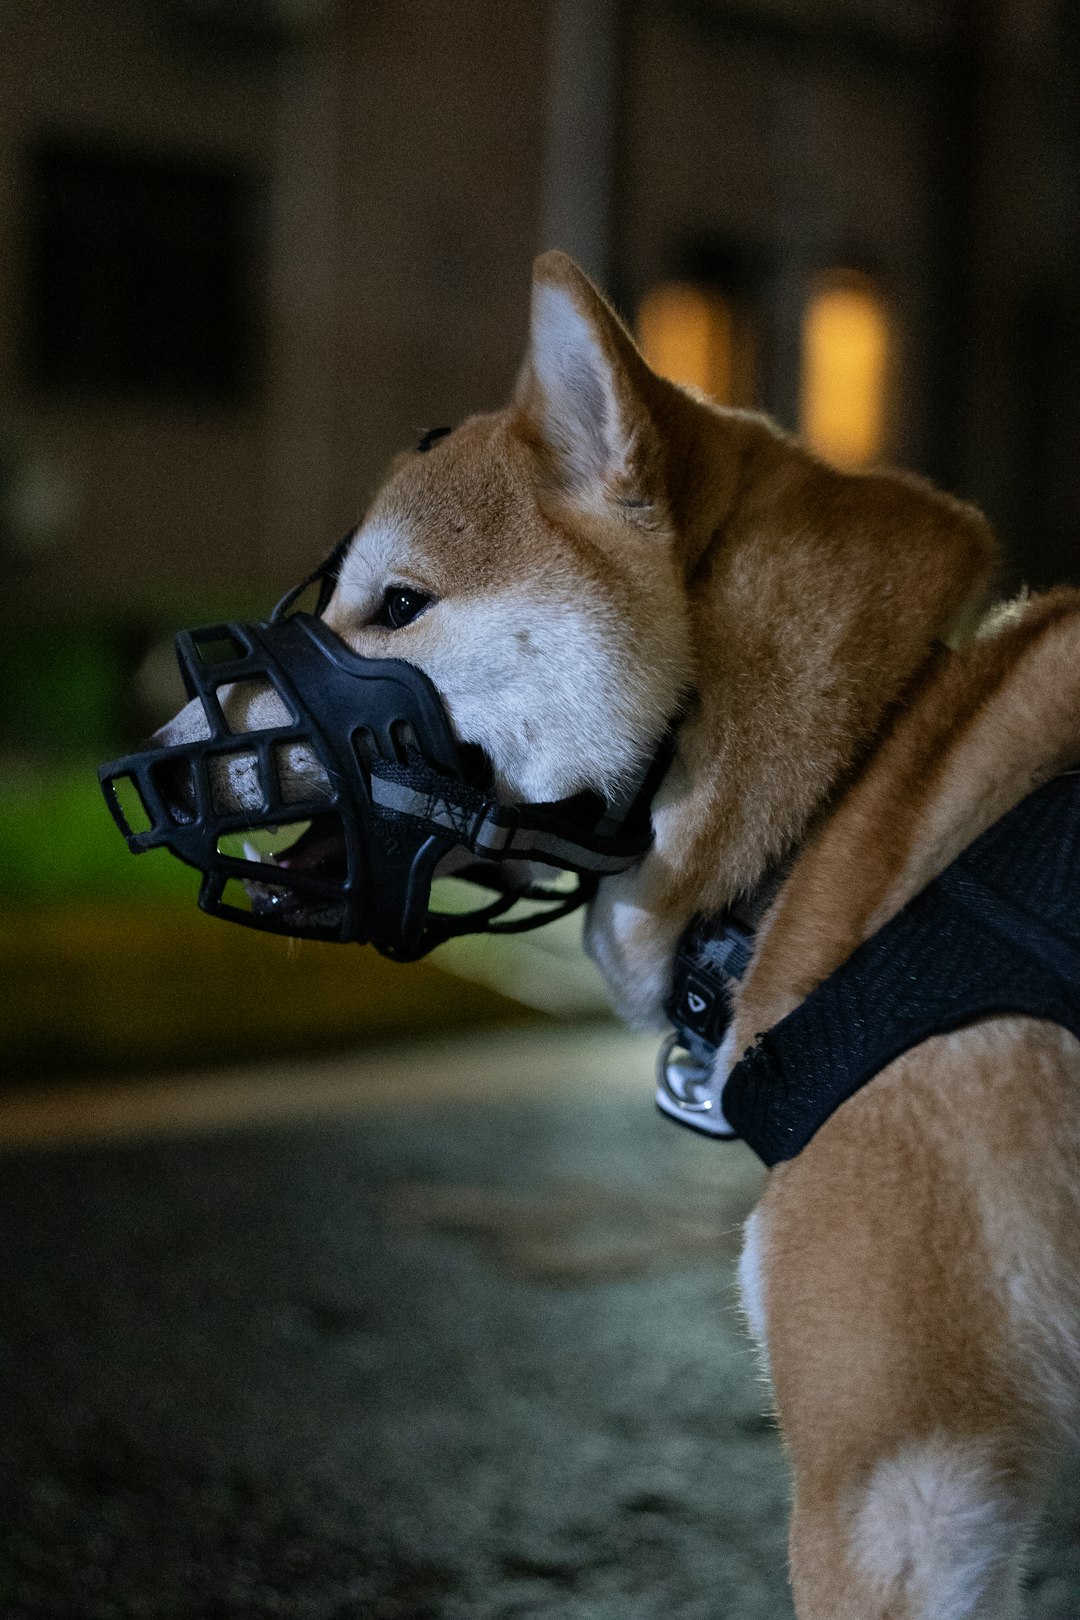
left=149, top=754, right=197, bottom=822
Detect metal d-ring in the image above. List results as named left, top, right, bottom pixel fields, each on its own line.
left=656, top=1032, right=717, bottom=1113
left=655, top=1033, right=740, bottom=1140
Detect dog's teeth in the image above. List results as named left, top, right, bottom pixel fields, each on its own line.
left=243, top=840, right=264, bottom=864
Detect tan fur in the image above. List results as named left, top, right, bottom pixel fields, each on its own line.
left=732, top=590, right=1080, bottom=1043
left=159, top=250, right=1080, bottom=1615
left=726, top=594, right=1080, bottom=1617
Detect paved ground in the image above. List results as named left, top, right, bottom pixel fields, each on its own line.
left=1, top=1027, right=1079, bottom=1619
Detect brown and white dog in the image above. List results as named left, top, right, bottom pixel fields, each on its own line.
left=161, top=251, right=1080, bottom=1616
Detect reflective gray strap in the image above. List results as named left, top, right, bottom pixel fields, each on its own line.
left=368, top=775, right=482, bottom=844
left=369, top=774, right=641, bottom=874
left=479, top=823, right=638, bottom=873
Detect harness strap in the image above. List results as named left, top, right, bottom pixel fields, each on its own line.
left=721, top=771, right=1080, bottom=1165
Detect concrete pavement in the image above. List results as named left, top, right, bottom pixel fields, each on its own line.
left=1, top=1028, right=1078, bottom=1617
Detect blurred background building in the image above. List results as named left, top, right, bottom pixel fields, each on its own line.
left=2, top=0, right=1078, bottom=1081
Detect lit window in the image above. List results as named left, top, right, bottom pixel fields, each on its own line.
left=638, top=281, right=749, bottom=405
left=800, top=273, right=892, bottom=468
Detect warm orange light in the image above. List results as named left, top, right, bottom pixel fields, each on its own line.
left=638, top=281, right=734, bottom=403
left=800, top=276, right=892, bottom=468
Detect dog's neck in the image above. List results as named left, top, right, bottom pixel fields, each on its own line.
left=586, top=402, right=1000, bottom=1026
left=727, top=588, right=1080, bottom=1058
left=678, top=413, right=999, bottom=889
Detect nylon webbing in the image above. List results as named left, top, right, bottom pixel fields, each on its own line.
left=369, top=766, right=654, bottom=875
left=721, top=772, right=1080, bottom=1165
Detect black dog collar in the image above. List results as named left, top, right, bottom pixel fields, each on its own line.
left=658, top=771, right=1080, bottom=1164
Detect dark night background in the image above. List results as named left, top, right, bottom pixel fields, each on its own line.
left=0, top=2, right=1078, bottom=1615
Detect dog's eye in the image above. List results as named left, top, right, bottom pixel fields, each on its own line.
left=378, top=586, right=432, bottom=630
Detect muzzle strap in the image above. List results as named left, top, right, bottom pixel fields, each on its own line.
left=368, top=763, right=654, bottom=874
left=271, top=529, right=356, bottom=623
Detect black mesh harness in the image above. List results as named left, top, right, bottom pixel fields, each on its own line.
left=659, top=771, right=1080, bottom=1164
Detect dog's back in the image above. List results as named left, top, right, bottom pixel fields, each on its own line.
left=731, top=592, right=1080, bottom=1618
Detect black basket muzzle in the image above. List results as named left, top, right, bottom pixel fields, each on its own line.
left=99, top=611, right=663, bottom=960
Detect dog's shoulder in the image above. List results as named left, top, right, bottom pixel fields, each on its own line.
left=731, top=587, right=1080, bottom=1047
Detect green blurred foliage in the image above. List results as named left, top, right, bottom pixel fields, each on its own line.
left=0, top=619, right=571, bottom=1080
left=0, top=626, right=127, bottom=757
left=0, top=609, right=254, bottom=900
left=0, top=762, right=192, bottom=902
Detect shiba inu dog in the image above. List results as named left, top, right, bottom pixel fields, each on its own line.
left=156, top=251, right=1080, bottom=1617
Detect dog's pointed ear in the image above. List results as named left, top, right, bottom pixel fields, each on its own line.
left=514, top=251, right=662, bottom=512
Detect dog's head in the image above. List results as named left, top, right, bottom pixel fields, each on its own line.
left=119, top=250, right=1002, bottom=967
left=157, top=253, right=692, bottom=815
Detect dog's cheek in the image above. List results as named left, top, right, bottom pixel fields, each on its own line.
left=214, top=752, right=263, bottom=813
left=275, top=742, right=333, bottom=805
left=411, top=597, right=652, bottom=804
